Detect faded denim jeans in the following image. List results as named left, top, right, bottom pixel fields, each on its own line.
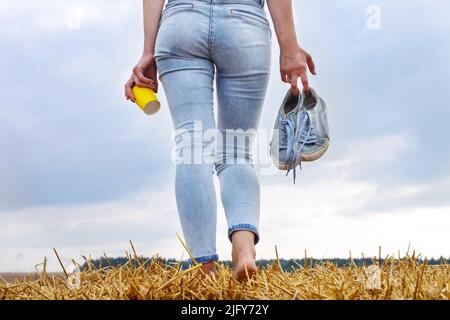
left=154, top=0, right=271, bottom=264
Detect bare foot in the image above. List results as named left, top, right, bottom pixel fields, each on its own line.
left=195, top=261, right=217, bottom=278
left=201, top=261, right=216, bottom=274
left=231, top=231, right=258, bottom=281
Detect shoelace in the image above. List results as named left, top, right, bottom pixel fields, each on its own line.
left=281, top=108, right=318, bottom=184
left=279, top=115, right=296, bottom=162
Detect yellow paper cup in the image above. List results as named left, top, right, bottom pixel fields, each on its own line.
left=131, top=85, right=161, bottom=115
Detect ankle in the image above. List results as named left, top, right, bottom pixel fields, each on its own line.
left=201, top=261, right=216, bottom=273
left=231, top=231, right=256, bottom=259
left=231, top=230, right=256, bottom=244
left=232, top=245, right=256, bottom=257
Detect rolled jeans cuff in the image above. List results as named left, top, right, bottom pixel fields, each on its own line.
left=188, top=254, right=219, bottom=265
left=228, top=223, right=260, bottom=245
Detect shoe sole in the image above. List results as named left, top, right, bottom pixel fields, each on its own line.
left=270, top=139, right=330, bottom=171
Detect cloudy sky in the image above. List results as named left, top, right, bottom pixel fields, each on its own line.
left=1, top=0, right=449, bottom=272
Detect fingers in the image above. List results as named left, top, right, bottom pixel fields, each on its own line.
left=148, top=64, right=159, bottom=93
left=125, top=56, right=160, bottom=103
left=283, top=62, right=314, bottom=94
left=133, top=66, right=153, bottom=85
left=132, top=64, right=159, bottom=91
left=290, top=75, right=299, bottom=96
left=280, top=69, right=288, bottom=83
left=288, top=65, right=310, bottom=95
left=280, top=49, right=316, bottom=94
left=285, top=71, right=309, bottom=95
left=306, top=54, right=316, bottom=75
left=124, top=78, right=136, bottom=102
left=299, top=69, right=310, bottom=93
left=124, top=77, right=158, bottom=102
left=132, top=73, right=157, bottom=91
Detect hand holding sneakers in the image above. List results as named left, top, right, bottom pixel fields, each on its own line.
left=269, top=87, right=330, bottom=183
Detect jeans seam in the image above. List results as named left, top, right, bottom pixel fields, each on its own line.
left=208, top=3, right=214, bottom=57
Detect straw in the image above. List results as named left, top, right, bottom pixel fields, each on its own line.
left=0, top=246, right=448, bottom=300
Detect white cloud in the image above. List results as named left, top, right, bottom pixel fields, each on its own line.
left=0, top=188, right=183, bottom=271
left=1, top=0, right=449, bottom=272
left=2, top=171, right=449, bottom=271
left=257, top=204, right=450, bottom=261
left=317, top=131, right=415, bottom=180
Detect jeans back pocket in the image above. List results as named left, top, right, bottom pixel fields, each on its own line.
left=159, top=2, right=194, bottom=26
left=229, top=7, right=270, bottom=29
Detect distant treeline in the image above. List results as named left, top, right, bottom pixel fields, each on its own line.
left=82, top=256, right=448, bottom=271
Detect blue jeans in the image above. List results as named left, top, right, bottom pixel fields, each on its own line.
left=154, top=0, right=271, bottom=264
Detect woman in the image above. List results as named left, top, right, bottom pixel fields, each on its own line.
left=124, top=0, right=316, bottom=281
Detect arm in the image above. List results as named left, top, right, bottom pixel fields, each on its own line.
left=125, top=0, right=165, bottom=101
left=267, top=0, right=316, bottom=94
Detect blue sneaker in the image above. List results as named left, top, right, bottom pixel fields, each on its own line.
left=270, top=87, right=330, bottom=183
left=269, top=88, right=301, bottom=171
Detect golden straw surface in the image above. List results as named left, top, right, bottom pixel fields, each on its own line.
left=1, top=251, right=448, bottom=300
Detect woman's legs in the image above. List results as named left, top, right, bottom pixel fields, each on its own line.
left=154, top=5, right=219, bottom=268
left=155, top=0, right=271, bottom=279
left=212, top=2, right=272, bottom=279
left=159, top=57, right=219, bottom=267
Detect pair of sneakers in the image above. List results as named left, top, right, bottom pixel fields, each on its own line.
left=269, top=87, right=330, bottom=183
